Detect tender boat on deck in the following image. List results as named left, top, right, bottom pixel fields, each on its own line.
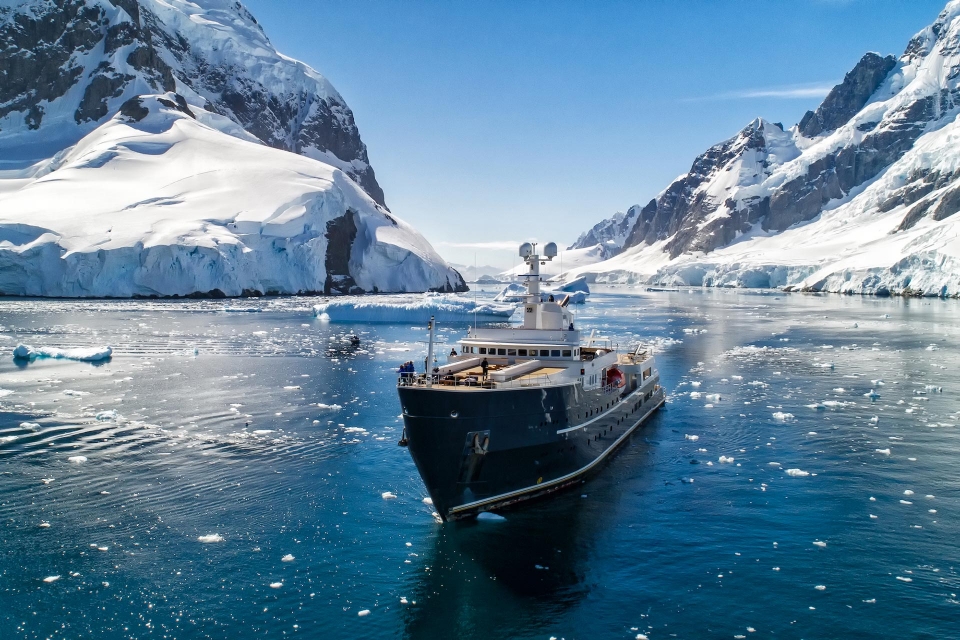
left=397, top=242, right=665, bottom=521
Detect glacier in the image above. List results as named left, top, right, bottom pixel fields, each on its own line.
left=0, top=94, right=464, bottom=297
left=0, top=0, right=464, bottom=297
left=566, top=1, right=960, bottom=297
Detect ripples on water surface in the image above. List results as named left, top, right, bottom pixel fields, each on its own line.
left=1, top=290, right=958, bottom=639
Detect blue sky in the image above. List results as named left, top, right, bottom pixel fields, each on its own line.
left=243, top=0, right=948, bottom=270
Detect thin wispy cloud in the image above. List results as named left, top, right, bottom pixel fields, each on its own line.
left=683, top=82, right=836, bottom=102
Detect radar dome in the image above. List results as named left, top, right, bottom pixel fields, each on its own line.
left=519, top=242, right=533, bottom=258
left=543, top=242, right=558, bottom=258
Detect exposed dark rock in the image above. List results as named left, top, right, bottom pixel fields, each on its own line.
left=799, top=52, right=896, bottom=138
left=931, top=183, right=960, bottom=221
left=119, top=96, right=149, bottom=121
left=0, top=0, right=101, bottom=125
left=569, top=206, right=639, bottom=253
left=622, top=119, right=768, bottom=258
left=1, top=0, right=387, bottom=207
left=324, top=210, right=363, bottom=295
left=185, top=288, right=226, bottom=299
left=897, top=198, right=936, bottom=231
left=157, top=94, right=195, bottom=118
left=430, top=273, right=469, bottom=293
left=75, top=72, right=134, bottom=123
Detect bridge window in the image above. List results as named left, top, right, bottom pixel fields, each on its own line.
left=507, top=349, right=517, bottom=356
left=539, top=349, right=550, bottom=357
left=479, top=347, right=487, bottom=354
left=518, top=349, right=528, bottom=356
left=562, top=349, right=572, bottom=357
left=551, top=350, right=561, bottom=357
left=497, top=348, right=506, bottom=356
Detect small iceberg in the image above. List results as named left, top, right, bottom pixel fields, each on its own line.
left=313, top=294, right=515, bottom=323
left=495, top=280, right=588, bottom=304
left=197, top=533, right=224, bottom=543
left=14, top=344, right=112, bottom=362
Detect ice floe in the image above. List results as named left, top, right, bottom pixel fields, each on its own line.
left=281, top=554, right=295, bottom=562
left=785, top=469, right=810, bottom=477
left=313, top=294, right=515, bottom=323
left=772, top=412, right=794, bottom=421
left=67, top=455, right=88, bottom=464
left=13, top=344, right=112, bottom=362
left=381, top=491, right=397, bottom=500
left=197, top=533, right=224, bottom=543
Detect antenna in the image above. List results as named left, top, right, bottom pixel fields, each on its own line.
left=474, top=252, right=477, bottom=332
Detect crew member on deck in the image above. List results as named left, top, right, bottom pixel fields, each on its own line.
left=450, top=348, right=458, bottom=357
left=480, top=357, right=489, bottom=380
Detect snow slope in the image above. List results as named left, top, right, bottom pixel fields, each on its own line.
left=569, top=1, right=960, bottom=296
left=499, top=244, right=610, bottom=280
left=0, top=0, right=465, bottom=296
left=0, top=0, right=385, bottom=204
left=0, top=94, right=464, bottom=297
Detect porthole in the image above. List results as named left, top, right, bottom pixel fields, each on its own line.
left=450, top=410, right=459, bottom=418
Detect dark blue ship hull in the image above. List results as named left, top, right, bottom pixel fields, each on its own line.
left=398, top=378, right=664, bottom=520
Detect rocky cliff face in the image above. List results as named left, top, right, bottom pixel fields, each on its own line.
left=569, top=1, right=960, bottom=295
left=0, top=1, right=465, bottom=297
left=568, top=206, right=639, bottom=256
left=0, top=0, right=385, bottom=206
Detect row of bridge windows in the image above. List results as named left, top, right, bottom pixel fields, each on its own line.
left=462, top=346, right=576, bottom=358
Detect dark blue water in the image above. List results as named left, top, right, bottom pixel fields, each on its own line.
left=1, top=290, right=958, bottom=639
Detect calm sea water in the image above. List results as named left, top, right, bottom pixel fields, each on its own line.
left=1, top=289, right=958, bottom=639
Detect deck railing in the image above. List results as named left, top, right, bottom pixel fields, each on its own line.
left=398, top=372, right=563, bottom=390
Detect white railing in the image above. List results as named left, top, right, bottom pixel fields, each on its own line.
left=397, top=372, right=566, bottom=390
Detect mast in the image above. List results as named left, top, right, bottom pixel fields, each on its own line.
left=519, top=241, right=558, bottom=304
left=426, top=315, right=436, bottom=385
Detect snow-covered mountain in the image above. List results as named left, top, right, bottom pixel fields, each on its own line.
left=0, top=0, right=465, bottom=296
left=499, top=243, right=611, bottom=280
left=568, top=1, right=960, bottom=297
left=568, top=206, right=640, bottom=256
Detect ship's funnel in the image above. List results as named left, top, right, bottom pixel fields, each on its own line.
left=543, top=242, right=558, bottom=258
left=519, top=242, right=533, bottom=258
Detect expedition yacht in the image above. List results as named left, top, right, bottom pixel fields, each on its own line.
left=397, top=242, right=664, bottom=521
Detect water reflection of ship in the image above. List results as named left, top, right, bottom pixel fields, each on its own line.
left=402, top=424, right=662, bottom=639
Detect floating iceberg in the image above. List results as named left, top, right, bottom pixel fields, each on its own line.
left=494, top=281, right=588, bottom=304
left=13, top=344, right=112, bottom=362
left=313, top=294, right=515, bottom=323
left=553, top=276, right=591, bottom=294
